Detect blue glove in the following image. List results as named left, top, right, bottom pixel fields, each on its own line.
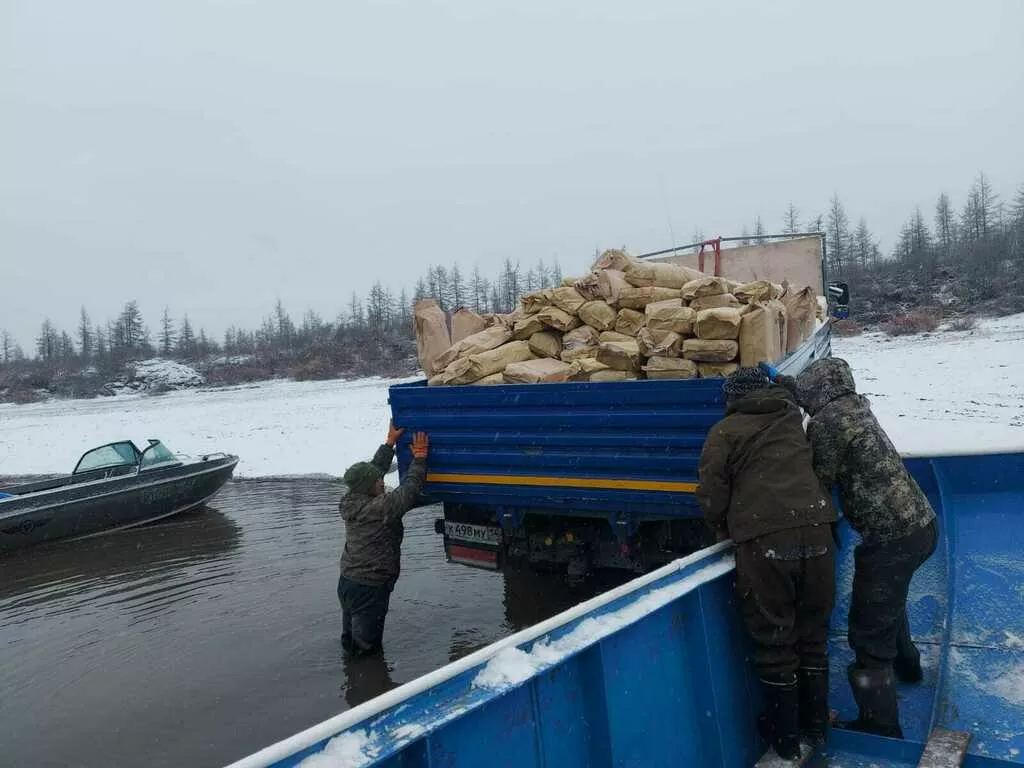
left=758, top=362, right=780, bottom=381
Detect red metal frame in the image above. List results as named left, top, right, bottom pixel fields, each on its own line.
left=696, top=237, right=723, bottom=276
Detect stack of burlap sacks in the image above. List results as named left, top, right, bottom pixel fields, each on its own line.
left=415, top=250, right=818, bottom=386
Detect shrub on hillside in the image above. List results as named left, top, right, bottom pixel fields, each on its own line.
left=883, top=310, right=941, bottom=337
left=290, top=357, right=337, bottom=381
left=832, top=319, right=864, bottom=337
left=946, top=316, right=978, bottom=332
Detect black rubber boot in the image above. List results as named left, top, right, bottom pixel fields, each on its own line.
left=798, top=666, right=830, bottom=746
left=842, top=664, right=903, bottom=738
left=893, top=615, right=923, bottom=683
left=760, top=678, right=801, bottom=760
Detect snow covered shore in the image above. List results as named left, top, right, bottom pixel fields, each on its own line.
left=1, top=316, right=1021, bottom=477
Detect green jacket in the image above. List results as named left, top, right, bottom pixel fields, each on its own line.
left=339, top=444, right=427, bottom=586
left=697, top=386, right=837, bottom=543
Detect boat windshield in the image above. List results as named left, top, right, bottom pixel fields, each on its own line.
left=73, top=442, right=140, bottom=474
left=139, top=440, right=180, bottom=470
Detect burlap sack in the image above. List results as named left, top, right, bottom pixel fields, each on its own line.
left=450, top=341, right=535, bottom=384
left=689, top=294, right=742, bottom=312
left=561, top=276, right=576, bottom=287
left=589, top=370, right=639, bottom=382
left=451, top=308, right=488, bottom=344
left=512, top=313, right=546, bottom=340
left=569, top=357, right=611, bottom=380
left=561, top=345, right=599, bottom=362
left=698, top=362, right=740, bottom=378
left=681, top=277, right=729, bottom=301
left=503, top=358, right=576, bottom=384
left=550, top=286, right=587, bottom=315
left=597, top=269, right=631, bottom=304
left=645, top=299, right=696, bottom=335
left=574, top=272, right=604, bottom=301
left=472, top=372, right=507, bottom=385
left=624, top=262, right=705, bottom=289
left=434, top=324, right=513, bottom=372
left=596, top=340, right=641, bottom=371
left=577, top=300, right=617, bottom=331
left=637, top=328, right=683, bottom=358
left=537, top=306, right=582, bottom=332
left=618, top=287, right=680, bottom=309
left=782, top=287, right=817, bottom=353
left=682, top=339, right=739, bottom=362
left=643, top=357, right=699, bottom=380
left=614, top=308, right=646, bottom=336
left=592, top=248, right=633, bottom=272
left=815, top=296, right=827, bottom=322
left=739, top=301, right=787, bottom=367
left=734, top=281, right=784, bottom=305
left=695, top=307, right=743, bottom=341
left=563, top=325, right=600, bottom=351
left=521, top=289, right=553, bottom=315
left=414, top=299, right=452, bottom=376
left=599, top=330, right=635, bottom=343
left=528, top=331, right=563, bottom=359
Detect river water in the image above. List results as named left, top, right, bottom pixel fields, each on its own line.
left=0, top=479, right=613, bottom=767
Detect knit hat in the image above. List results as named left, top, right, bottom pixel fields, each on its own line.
left=722, top=367, right=770, bottom=399
left=343, top=462, right=383, bottom=495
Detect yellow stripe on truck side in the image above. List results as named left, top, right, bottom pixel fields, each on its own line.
left=426, top=472, right=698, bottom=494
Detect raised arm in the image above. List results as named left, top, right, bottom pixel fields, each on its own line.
left=377, top=432, right=430, bottom=525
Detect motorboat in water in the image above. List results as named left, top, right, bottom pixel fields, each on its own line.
left=0, top=440, right=238, bottom=552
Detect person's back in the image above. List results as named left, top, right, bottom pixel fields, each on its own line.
left=697, top=368, right=837, bottom=760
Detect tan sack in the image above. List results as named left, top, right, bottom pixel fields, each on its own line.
left=589, top=370, right=639, bottom=382
left=435, top=324, right=513, bottom=372
left=618, top=286, right=680, bottom=309
left=561, top=345, right=599, bottom=362
left=782, top=287, right=817, bottom=353
left=512, top=313, right=546, bottom=340
left=681, top=277, right=730, bottom=301
left=574, top=272, right=604, bottom=301
left=503, top=358, right=576, bottom=384
left=569, top=357, right=611, bottom=380
left=537, top=306, right=582, bottom=332
left=624, top=262, right=705, bottom=289
left=528, top=331, right=563, bottom=359
left=563, top=325, right=601, bottom=351
left=577, top=300, right=618, bottom=331
left=695, top=307, right=743, bottom=341
left=472, top=372, right=507, bottom=385
left=683, top=339, right=739, bottom=362
left=592, top=248, right=633, bottom=272
left=449, top=341, right=534, bottom=384
left=596, top=340, right=641, bottom=371
left=550, top=286, right=587, bottom=315
left=734, top=281, right=784, bottom=305
left=739, top=301, right=787, bottom=367
left=597, top=269, right=631, bottom=304
left=690, top=294, right=742, bottom=312
left=698, top=362, right=740, bottom=378
left=614, top=308, right=646, bottom=336
left=561, top=276, right=576, bottom=287
left=638, top=328, right=683, bottom=358
left=521, top=289, right=553, bottom=315
left=451, top=308, right=488, bottom=344
left=645, top=299, right=696, bottom=335
left=414, top=299, right=452, bottom=376
left=643, top=357, right=699, bottom=380
left=599, top=330, right=635, bottom=343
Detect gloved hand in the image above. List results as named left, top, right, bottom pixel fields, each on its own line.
left=411, top=432, right=429, bottom=460
left=758, top=361, right=780, bottom=381
left=386, top=421, right=405, bottom=447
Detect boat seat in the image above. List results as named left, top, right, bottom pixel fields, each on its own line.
left=918, top=728, right=972, bottom=767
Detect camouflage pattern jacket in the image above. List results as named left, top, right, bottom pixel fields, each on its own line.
left=340, top=444, right=427, bottom=587
left=780, top=358, right=936, bottom=545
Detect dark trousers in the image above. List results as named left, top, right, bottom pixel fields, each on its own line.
left=735, top=526, right=836, bottom=682
left=849, top=520, right=938, bottom=668
left=338, top=574, right=393, bottom=656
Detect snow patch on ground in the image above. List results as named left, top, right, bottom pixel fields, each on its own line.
left=473, top=557, right=735, bottom=689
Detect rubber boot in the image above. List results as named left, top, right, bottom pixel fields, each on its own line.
left=893, top=614, right=923, bottom=684
left=798, top=666, right=830, bottom=746
left=759, top=677, right=801, bottom=760
left=842, top=664, right=903, bottom=738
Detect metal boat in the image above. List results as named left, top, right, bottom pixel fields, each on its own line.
left=0, top=440, right=238, bottom=552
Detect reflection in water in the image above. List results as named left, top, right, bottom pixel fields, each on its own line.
left=343, top=653, right=398, bottom=709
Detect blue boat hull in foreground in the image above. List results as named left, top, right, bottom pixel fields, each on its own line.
left=229, top=450, right=1024, bottom=768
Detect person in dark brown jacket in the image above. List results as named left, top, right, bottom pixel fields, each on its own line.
left=697, top=367, right=838, bottom=759
left=339, top=422, right=429, bottom=656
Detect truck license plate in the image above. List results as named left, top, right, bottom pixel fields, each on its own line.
left=444, top=521, right=501, bottom=546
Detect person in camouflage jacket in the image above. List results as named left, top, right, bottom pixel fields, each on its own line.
left=338, top=422, right=429, bottom=656
left=778, top=357, right=938, bottom=739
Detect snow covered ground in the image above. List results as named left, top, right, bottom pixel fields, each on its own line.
left=1, top=315, right=1022, bottom=477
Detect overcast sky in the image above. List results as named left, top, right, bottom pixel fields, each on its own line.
left=3, top=0, right=1022, bottom=349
